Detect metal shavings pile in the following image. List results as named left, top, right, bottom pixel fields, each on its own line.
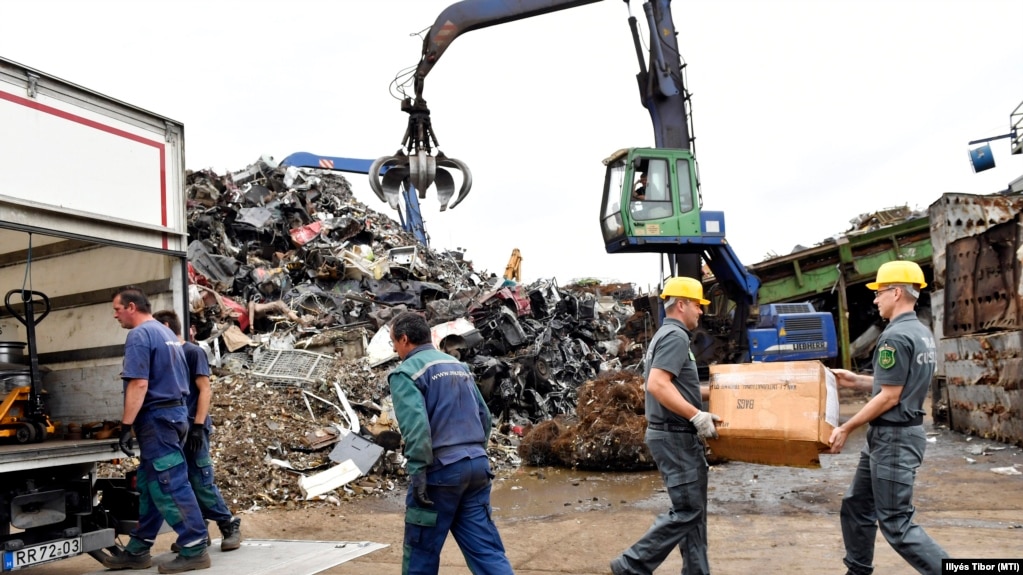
left=517, top=370, right=653, bottom=471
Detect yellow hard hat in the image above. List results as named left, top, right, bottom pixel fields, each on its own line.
left=866, top=260, right=927, bottom=290
left=659, top=276, right=710, bottom=305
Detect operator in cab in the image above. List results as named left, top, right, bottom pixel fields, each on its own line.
left=632, top=172, right=648, bottom=201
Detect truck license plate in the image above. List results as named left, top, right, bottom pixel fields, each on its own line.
left=2, top=537, right=82, bottom=570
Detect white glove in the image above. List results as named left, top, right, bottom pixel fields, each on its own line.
left=689, top=411, right=722, bottom=439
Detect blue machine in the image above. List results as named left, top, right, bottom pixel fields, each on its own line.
left=748, top=303, right=838, bottom=362
left=279, top=152, right=430, bottom=247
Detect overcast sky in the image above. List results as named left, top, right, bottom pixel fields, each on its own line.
left=4, top=0, right=1021, bottom=292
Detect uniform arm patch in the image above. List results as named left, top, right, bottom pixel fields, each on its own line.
left=878, top=343, right=897, bottom=370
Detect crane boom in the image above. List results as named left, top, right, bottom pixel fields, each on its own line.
left=413, top=0, right=602, bottom=101
left=373, top=1, right=838, bottom=366
left=371, top=0, right=697, bottom=209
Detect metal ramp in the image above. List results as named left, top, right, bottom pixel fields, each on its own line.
left=83, top=539, right=387, bottom=575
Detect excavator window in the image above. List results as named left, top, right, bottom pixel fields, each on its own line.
left=630, top=158, right=672, bottom=221
left=676, top=158, right=695, bottom=213
left=600, top=162, right=627, bottom=242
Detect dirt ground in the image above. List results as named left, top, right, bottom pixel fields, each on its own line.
left=35, top=398, right=1023, bottom=574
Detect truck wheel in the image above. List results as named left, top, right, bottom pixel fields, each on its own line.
left=15, top=423, right=36, bottom=444
left=32, top=422, right=48, bottom=442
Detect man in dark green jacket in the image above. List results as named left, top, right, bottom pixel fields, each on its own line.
left=388, top=311, right=513, bottom=575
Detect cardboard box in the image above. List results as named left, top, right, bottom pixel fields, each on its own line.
left=706, top=361, right=838, bottom=468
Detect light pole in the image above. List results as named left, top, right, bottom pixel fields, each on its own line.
left=967, top=99, right=1023, bottom=173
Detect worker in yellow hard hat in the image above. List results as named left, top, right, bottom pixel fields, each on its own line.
left=611, top=276, right=719, bottom=575
left=828, top=260, right=949, bottom=574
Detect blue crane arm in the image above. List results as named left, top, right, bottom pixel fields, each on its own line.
left=630, top=1, right=693, bottom=151
left=280, top=152, right=429, bottom=247
left=372, top=0, right=602, bottom=208
left=413, top=0, right=602, bottom=100
left=413, top=0, right=691, bottom=152
left=280, top=153, right=377, bottom=174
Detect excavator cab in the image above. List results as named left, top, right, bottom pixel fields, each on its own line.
left=600, top=147, right=708, bottom=255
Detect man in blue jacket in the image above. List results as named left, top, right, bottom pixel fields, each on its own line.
left=388, top=311, right=514, bottom=575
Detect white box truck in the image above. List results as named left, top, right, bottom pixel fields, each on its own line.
left=0, top=55, right=188, bottom=570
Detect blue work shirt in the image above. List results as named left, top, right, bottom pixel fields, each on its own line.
left=122, top=319, right=189, bottom=406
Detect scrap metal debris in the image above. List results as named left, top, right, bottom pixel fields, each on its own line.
left=990, top=465, right=1022, bottom=476
left=517, top=370, right=653, bottom=471
left=132, top=157, right=655, bottom=509
left=251, top=349, right=337, bottom=387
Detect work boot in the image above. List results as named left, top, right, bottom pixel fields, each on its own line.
left=100, top=549, right=152, bottom=570
left=217, top=516, right=242, bottom=551
left=158, top=549, right=211, bottom=574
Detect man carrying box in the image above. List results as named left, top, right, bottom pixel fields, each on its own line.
left=828, top=261, right=949, bottom=575
left=610, top=276, right=722, bottom=575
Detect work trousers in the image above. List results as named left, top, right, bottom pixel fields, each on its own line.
left=402, top=455, right=513, bottom=575
left=613, top=429, right=710, bottom=575
left=187, top=426, right=233, bottom=525
left=130, top=405, right=209, bottom=557
left=841, top=425, right=949, bottom=575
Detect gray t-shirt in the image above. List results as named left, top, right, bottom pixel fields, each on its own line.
left=872, top=311, right=936, bottom=424
left=644, top=317, right=703, bottom=426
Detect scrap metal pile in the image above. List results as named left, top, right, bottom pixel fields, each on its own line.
left=178, top=158, right=654, bottom=509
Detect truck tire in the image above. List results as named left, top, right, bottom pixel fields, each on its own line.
left=15, top=423, right=36, bottom=444
left=32, top=422, right=48, bottom=442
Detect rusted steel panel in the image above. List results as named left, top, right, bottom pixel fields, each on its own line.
left=943, top=220, right=1021, bottom=336
left=928, top=193, right=1023, bottom=291
left=943, top=236, right=977, bottom=334
left=941, top=331, right=1023, bottom=446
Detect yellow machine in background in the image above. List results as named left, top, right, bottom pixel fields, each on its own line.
left=504, top=248, right=522, bottom=282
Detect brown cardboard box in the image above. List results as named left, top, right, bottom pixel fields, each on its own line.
left=706, top=361, right=838, bottom=468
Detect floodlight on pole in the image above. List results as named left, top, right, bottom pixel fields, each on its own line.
left=967, top=99, right=1023, bottom=173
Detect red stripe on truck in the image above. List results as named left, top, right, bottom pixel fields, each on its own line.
left=0, top=89, right=170, bottom=249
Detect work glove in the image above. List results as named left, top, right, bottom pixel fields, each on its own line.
left=689, top=411, right=722, bottom=440
left=117, top=422, right=135, bottom=457
left=410, top=473, right=433, bottom=508
left=186, top=423, right=206, bottom=454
